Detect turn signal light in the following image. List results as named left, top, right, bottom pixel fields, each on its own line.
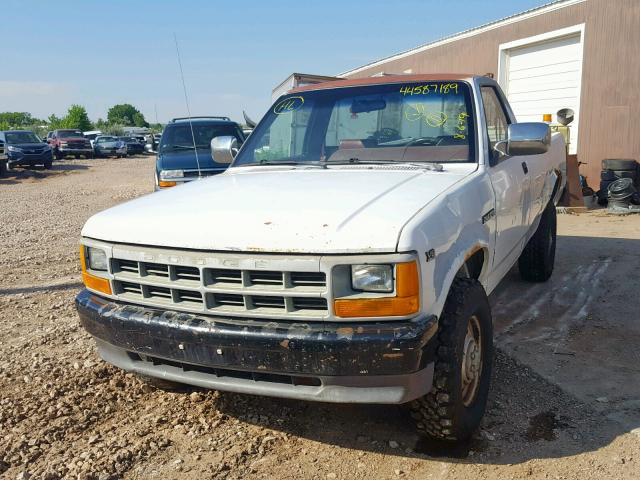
left=158, top=181, right=177, bottom=188
left=80, top=245, right=112, bottom=295
left=334, top=261, right=419, bottom=317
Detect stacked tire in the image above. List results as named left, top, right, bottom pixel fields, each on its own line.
left=597, top=159, right=638, bottom=205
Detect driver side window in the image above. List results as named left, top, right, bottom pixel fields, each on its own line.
left=480, top=87, right=509, bottom=151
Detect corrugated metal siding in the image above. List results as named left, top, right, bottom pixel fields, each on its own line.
left=345, top=0, right=640, bottom=185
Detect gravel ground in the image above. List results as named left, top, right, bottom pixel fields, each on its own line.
left=1, top=157, right=638, bottom=480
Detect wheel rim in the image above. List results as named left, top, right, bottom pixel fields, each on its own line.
left=461, top=315, right=482, bottom=407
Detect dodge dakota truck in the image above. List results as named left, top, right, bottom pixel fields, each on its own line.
left=76, top=74, right=566, bottom=442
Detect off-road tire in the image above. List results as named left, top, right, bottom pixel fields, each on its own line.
left=410, top=278, right=493, bottom=442
left=602, top=159, right=637, bottom=171
left=518, top=201, right=557, bottom=282
left=136, top=374, right=186, bottom=391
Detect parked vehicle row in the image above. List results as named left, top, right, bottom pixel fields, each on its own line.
left=0, top=128, right=154, bottom=177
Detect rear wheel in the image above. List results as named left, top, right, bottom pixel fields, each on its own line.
left=518, top=202, right=557, bottom=282
left=410, top=278, right=493, bottom=442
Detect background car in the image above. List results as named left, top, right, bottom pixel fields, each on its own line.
left=145, top=133, right=162, bottom=153
left=46, top=129, right=93, bottom=159
left=93, top=136, right=127, bottom=158
left=1, top=130, right=53, bottom=170
left=118, top=136, right=144, bottom=155
left=155, top=116, right=245, bottom=189
left=83, top=130, right=103, bottom=148
left=0, top=140, right=6, bottom=177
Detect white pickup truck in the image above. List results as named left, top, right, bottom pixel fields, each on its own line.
left=76, top=74, right=566, bottom=443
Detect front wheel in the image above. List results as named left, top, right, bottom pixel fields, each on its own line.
left=410, top=278, right=493, bottom=442
left=55, top=149, right=64, bottom=160
left=43, top=159, right=53, bottom=170
left=518, top=202, right=557, bottom=282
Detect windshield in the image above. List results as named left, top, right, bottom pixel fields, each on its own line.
left=5, top=131, right=41, bottom=144
left=159, top=124, right=243, bottom=153
left=97, top=137, right=116, bottom=142
left=234, top=81, right=475, bottom=166
left=58, top=130, right=83, bottom=138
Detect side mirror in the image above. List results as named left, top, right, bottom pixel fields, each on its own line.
left=211, top=136, right=238, bottom=164
left=506, top=122, right=550, bottom=156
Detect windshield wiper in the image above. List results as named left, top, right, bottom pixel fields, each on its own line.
left=239, top=159, right=322, bottom=167
left=323, top=158, right=444, bottom=171
left=323, top=158, right=398, bottom=165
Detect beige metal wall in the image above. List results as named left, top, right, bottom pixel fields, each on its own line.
left=345, top=0, right=640, bottom=185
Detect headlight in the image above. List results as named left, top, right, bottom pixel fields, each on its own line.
left=160, top=169, right=184, bottom=180
left=7, top=145, right=21, bottom=152
left=351, top=264, right=393, bottom=292
left=87, top=247, right=108, bottom=271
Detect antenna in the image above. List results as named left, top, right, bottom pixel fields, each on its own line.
left=173, top=32, right=202, bottom=178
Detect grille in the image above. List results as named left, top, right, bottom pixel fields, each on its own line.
left=183, top=169, right=224, bottom=178
left=109, top=257, right=329, bottom=319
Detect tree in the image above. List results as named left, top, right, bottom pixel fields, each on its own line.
left=47, top=114, right=64, bottom=130
left=0, top=112, right=40, bottom=127
left=107, top=104, right=148, bottom=127
left=46, top=107, right=92, bottom=131
left=62, top=104, right=93, bottom=131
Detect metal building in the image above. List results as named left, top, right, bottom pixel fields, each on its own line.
left=340, top=0, right=640, bottom=185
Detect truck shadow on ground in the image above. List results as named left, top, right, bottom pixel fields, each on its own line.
left=214, top=348, right=633, bottom=465
left=0, top=162, right=89, bottom=184
left=214, top=232, right=639, bottom=464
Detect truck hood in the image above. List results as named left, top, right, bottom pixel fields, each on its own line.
left=82, top=165, right=474, bottom=253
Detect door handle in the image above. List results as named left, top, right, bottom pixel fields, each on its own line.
left=521, top=162, right=529, bottom=174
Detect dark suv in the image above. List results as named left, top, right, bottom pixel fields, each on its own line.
left=1, top=130, right=53, bottom=171
left=155, top=116, right=245, bottom=188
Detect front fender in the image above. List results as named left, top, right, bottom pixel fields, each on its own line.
left=397, top=171, right=495, bottom=318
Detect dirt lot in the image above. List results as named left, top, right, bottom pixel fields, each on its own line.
left=1, top=157, right=639, bottom=480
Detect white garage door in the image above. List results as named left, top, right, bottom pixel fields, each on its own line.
left=504, top=33, right=582, bottom=154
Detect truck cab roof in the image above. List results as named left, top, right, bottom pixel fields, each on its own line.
left=290, top=73, right=478, bottom=94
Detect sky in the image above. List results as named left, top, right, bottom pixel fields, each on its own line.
left=2, top=0, right=551, bottom=125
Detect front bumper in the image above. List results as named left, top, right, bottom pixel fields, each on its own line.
left=76, top=289, right=437, bottom=403
left=8, top=150, right=53, bottom=166
left=96, top=147, right=126, bottom=156
left=59, top=147, right=93, bottom=154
